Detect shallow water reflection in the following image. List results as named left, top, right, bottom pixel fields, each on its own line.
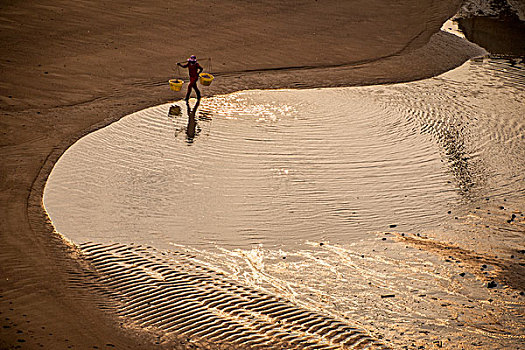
left=44, top=58, right=525, bottom=348
left=45, top=58, right=525, bottom=251
left=169, top=99, right=207, bottom=144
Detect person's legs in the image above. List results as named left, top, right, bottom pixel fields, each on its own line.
left=194, top=84, right=201, bottom=100
left=186, top=77, right=200, bottom=101
left=185, top=82, right=193, bottom=101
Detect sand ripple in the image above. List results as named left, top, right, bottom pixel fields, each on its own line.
left=77, top=242, right=387, bottom=349
left=45, top=57, right=525, bottom=348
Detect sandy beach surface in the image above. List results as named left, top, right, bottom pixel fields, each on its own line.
left=0, top=0, right=496, bottom=349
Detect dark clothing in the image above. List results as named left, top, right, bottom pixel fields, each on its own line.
left=188, top=62, right=202, bottom=78
left=187, top=76, right=200, bottom=100
left=178, top=61, right=203, bottom=101
left=180, top=62, right=202, bottom=78
left=188, top=76, right=199, bottom=89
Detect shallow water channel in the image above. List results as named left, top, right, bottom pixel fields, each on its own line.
left=44, top=58, right=525, bottom=348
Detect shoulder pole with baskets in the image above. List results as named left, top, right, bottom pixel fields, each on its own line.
left=170, top=57, right=215, bottom=91
left=199, top=57, right=214, bottom=86
left=169, top=63, right=185, bottom=91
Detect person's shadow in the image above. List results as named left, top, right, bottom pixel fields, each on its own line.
left=168, top=99, right=205, bottom=144
left=185, top=99, right=201, bottom=143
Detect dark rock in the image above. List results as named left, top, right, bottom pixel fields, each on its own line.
left=389, top=224, right=397, bottom=228
left=487, top=281, right=497, bottom=288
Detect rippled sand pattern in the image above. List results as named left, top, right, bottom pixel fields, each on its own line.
left=45, top=78, right=461, bottom=249
left=45, top=58, right=525, bottom=348
left=78, top=242, right=386, bottom=349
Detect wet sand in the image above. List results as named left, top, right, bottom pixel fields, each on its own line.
left=42, top=57, right=525, bottom=349
left=0, top=0, right=489, bottom=348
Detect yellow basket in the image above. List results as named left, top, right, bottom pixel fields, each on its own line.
left=199, top=73, right=214, bottom=86
left=169, top=79, right=184, bottom=91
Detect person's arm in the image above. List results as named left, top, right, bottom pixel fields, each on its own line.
left=197, top=63, right=203, bottom=74
left=177, top=62, right=189, bottom=68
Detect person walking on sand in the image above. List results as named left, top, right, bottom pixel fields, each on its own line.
left=177, top=55, right=203, bottom=101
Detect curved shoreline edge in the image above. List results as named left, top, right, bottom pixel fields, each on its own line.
left=1, top=6, right=486, bottom=349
